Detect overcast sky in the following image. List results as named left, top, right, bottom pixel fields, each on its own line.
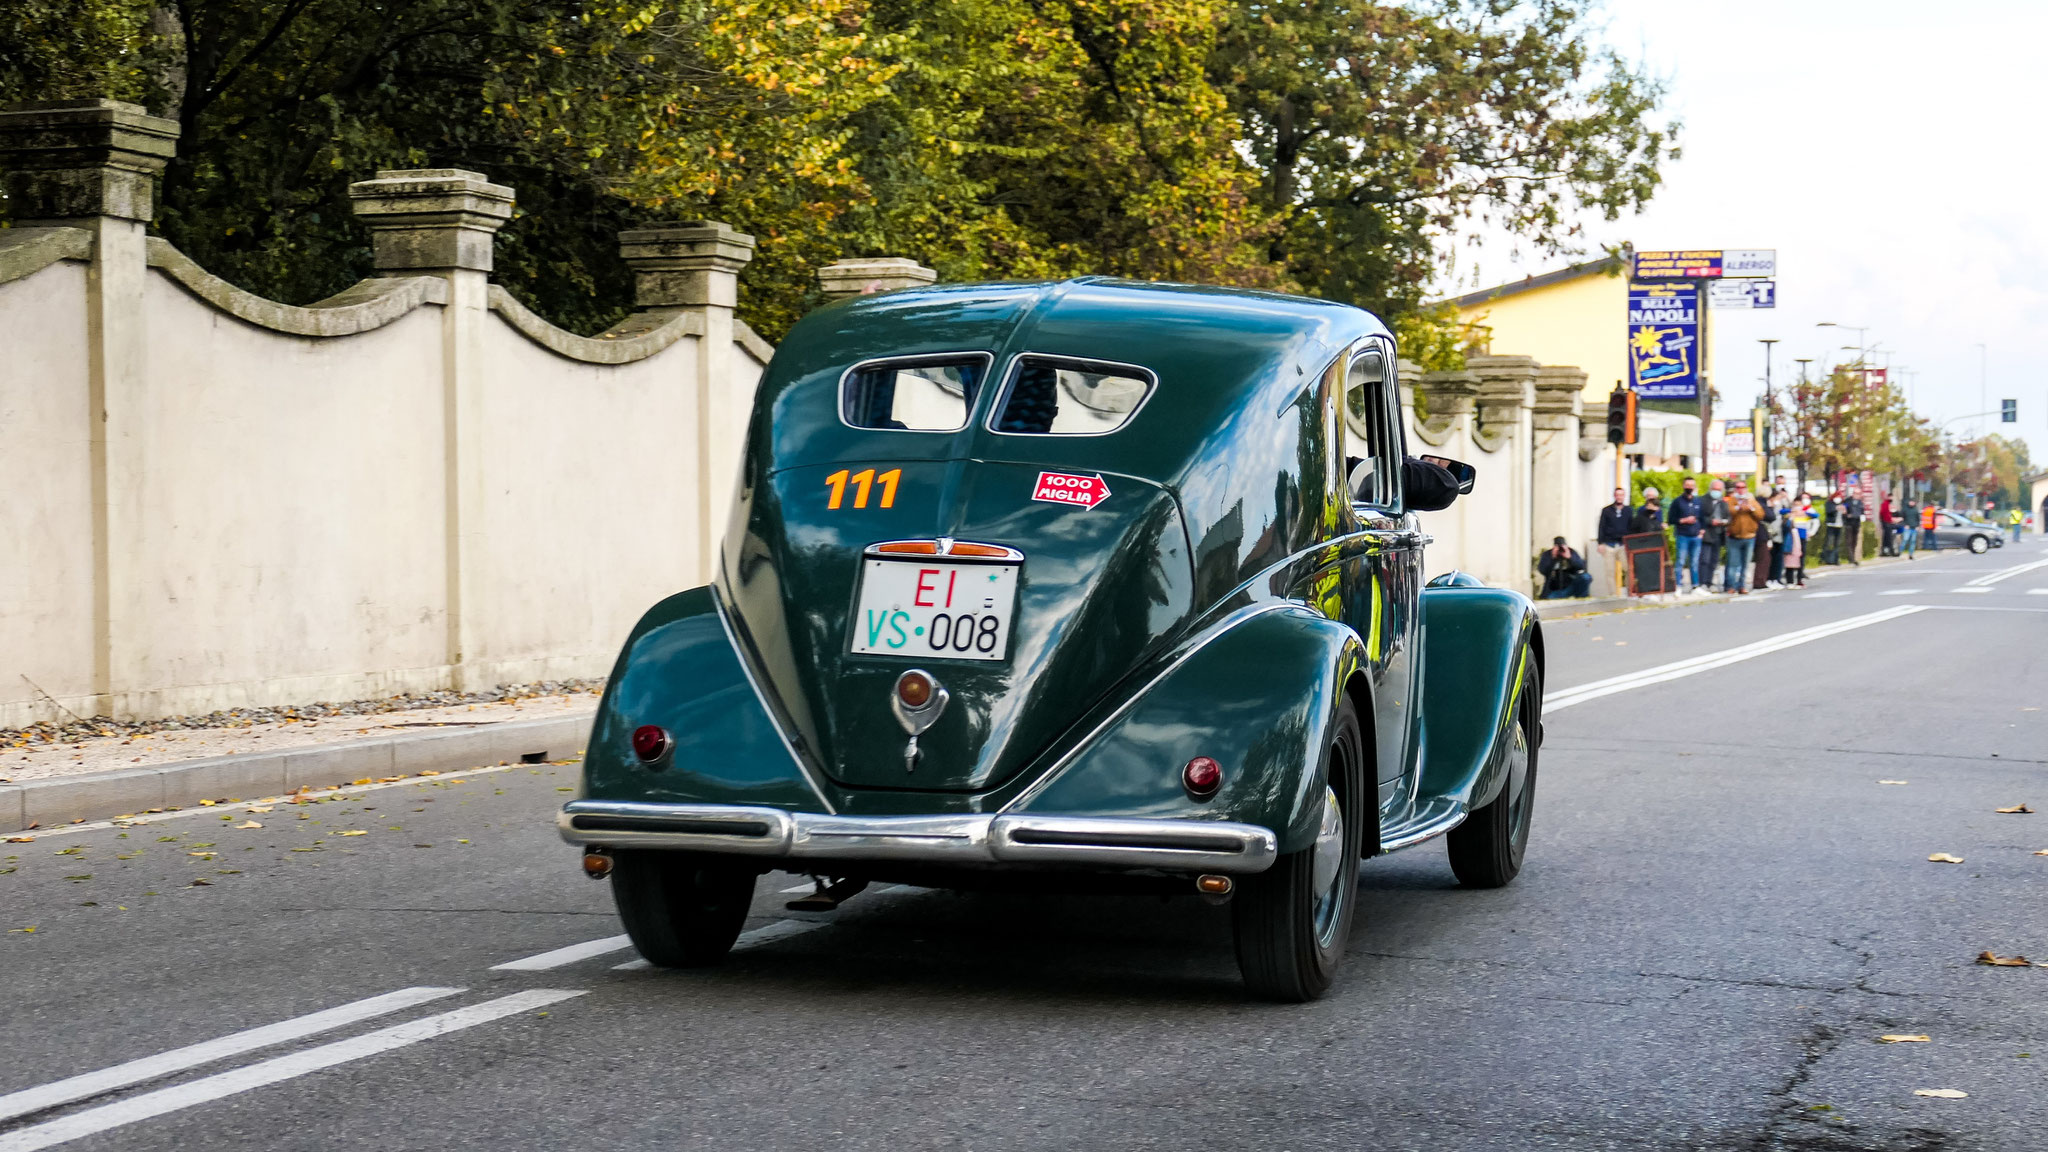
left=1454, top=0, right=2045, bottom=463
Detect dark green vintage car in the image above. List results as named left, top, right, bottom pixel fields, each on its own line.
left=559, top=278, right=1542, bottom=1000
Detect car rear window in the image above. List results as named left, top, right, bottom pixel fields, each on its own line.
left=991, top=355, right=1153, bottom=435
left=841, top=355, right=990, bottom=431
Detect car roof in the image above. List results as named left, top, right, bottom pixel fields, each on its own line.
left=753, top=278, right=1390, bottom=488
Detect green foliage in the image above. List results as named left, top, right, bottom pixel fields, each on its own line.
left=1950, top=433, right=2032, bottom=510
left=1, top=1, right=1673, bottom=342
left=1392, top=301, right=1481, bottom=372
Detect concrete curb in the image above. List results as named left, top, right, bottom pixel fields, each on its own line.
left=0, top=713, right=593, bottom=832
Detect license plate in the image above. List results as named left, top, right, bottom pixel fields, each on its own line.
left=850, top=558, right=1020, bottom=661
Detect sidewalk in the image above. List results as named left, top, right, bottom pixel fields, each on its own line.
left=1534, top=547, right=1915, bottom=619
left=2, top=694, right=596, bottom=833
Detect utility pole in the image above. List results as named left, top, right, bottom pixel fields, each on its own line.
left=1791, top=358, right=1813, bottom=494
left=1975, top=343, right=1988, bottom=437
left=1758, top=338, right=1778, bottom=490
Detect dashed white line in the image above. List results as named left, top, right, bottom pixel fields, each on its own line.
left=491, top=934, right=632, bottom=971
left=611, top=918, right=826, bottom=971
left=1877, top=589, right=1921, bottom=595
left=0, top=987, right=463, bottom=1125
left=2028, top=588, right=2048, bottom=596
left=1965, top=556, right=2048, bottom=586
left=1950, top=587, right=1992, bottom=595
left=0, top=990, right=584, bottom=1152
left=1803, top=591, right=1850, bottom=598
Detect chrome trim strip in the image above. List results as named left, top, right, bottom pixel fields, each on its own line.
left=998, top=601, right=1308, bottom=814
left=558, top=802, right=1277, bottom=874
left=1378, top=800, right=1466, bottom=852
left=710, top=588, right=839, bottom=815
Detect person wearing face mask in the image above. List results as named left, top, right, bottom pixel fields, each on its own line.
left=1722, top=479, right=1767, bottom=594
left=1699, top=478, right=1729, bottom=592
left=1632, top=485, right=1664, bottom=535
left=1666, top=476, right=1707, bottom=593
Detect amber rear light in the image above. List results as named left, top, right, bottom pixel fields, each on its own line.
left=896, top=670, right=935, bottom=708
left=947, top=542, right=1012, bottom=558
left=873, top=541, right=941, bottom=555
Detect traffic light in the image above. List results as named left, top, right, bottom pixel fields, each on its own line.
left=2002, top=398, right=2017, bottom=423
left=1606, top=388, right=1638, bottom=445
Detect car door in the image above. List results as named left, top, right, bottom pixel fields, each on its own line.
left=1332, top=342, right=1425, bottom=814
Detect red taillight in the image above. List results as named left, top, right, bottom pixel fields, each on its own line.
left=631, top=725, right=672, bottom=762
left=1183, top=756, right=1222, bottom=797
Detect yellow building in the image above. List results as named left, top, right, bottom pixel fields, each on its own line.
left=1449, top=255, right=1629, bottom=404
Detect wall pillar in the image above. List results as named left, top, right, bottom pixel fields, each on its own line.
left=348, top=169, right=513, bottom=688
left=1531, top=364, right=1588, bottom=558
left=1408, top=368, right=1480, bottom=580
left=1467, top=355, right=1538, bottom=590
left=0, top=99, right=178, bottom=716
left=619, top=222, right=756, bottom=583
left=816, top=257, right=935, bottom=302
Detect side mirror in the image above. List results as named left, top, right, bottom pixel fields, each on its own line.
left=1420, top=455, right=1476, bottom=495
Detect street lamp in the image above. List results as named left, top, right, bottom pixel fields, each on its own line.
left=1758, top=339, right=1779, bottom=488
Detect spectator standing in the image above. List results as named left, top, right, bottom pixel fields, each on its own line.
left=1762, top=488, right=1788, bottom=583
left=1780, top=496, right=1808, bottom=586
left=1537, top=537, right=1593, bottom=599
left=1899, top=496, right=1919, bottom=558
left=1842, top=490, right=1865, bottom=566
left=1632, top=485, right=1664, bottom=534
left=1879, top=494, right=1897, bottom=556
left=1920, top=502, right=1939, bottom=552
left=1821, top=493, right=1845, bottom=564
left=1597, top=487, right=1631, bottom=593
left=1700, top=479, right=1729, bottom=592
left=2010, top=507, right=2025, bottom=544
left=1667, top=477, right=1707, bottom=592
left=1723, top=480, right=1766, bottom=595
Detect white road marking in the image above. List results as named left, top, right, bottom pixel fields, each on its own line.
left=0, top=990, right=583, bottom=1152
left=611, top=918, right=827, bottom=971
left=0, top=987, right=462, bottom=1125
left=491, top=934, right=632, bottom=971
left=1965, top=556, right=2048, bottom=586
left=2029, top=588, right=2048, bottom=596
left=1803, top=591, right=1850, bottom=598
left=1950, top=587, right=1992, bottom=594
left=13, top=763, right=527, bottom=842
left=1546, top=605, right=1930, bottom=712
left=1878, top=589, right=1921, bottom=595
left=780, top=881, right=819, bottom=894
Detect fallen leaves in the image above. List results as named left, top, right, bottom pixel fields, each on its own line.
left=1879, top=1034, right=1930, bottom=1043
left=5, top=836, right=32, bottom=844
left=1927, top=853, right=1965, bottom=864
left=246, top=806, right=272, bottom=814
left=1994, top=804, right=2034, bottom=814
left=1976, top=951, right=2032, bottom=967
left=1913, top=1089, right=1968, bottom=1099
left=187, top=877, right=211, bottom=887
left=336, top=830, right=367, bottom=837
left=235, top=820, right=262, bottom=829
left=2035, top=850, right=2048, bottom=857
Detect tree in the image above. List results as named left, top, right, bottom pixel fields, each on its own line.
left=1213, top=0, right=1678, bottom=319
left=1949, top=433, right=2032, bottom=510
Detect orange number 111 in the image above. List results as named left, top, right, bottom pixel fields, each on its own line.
left=824, top=467, right=900, bottom=510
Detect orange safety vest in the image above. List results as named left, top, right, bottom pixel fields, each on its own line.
left=1921, top=507, right=1937, bottom=530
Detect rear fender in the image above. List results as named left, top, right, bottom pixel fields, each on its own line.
left=1008, top=605, right=1366, bottom=855
left=582, top=586, right=831, bottom=811
left=1415, top=587, right=1540, bottom=811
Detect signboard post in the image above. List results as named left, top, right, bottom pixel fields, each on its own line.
left=1627, top=283, right=1702, bottom=400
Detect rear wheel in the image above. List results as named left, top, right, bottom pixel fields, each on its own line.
left=1969, top=534, right=1990, bottom=554
left=1447, top=661, right=1541, bottom=889
left=609, top=850, right=757, bottom=967
left=1232, top=697, right=1364, bottom=1002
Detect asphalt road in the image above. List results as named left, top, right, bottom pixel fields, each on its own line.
left=4, top=541, right=2045, bottom=1151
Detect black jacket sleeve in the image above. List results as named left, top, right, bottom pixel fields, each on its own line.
left=1402, top=456, right=1460, bottom=512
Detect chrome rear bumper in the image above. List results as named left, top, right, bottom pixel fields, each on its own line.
left=557, top=801, right=1279, bottom=874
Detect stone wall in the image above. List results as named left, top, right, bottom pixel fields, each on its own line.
left=0, top=101, right=834, bottom=726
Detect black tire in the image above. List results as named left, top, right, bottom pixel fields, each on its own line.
left=1447, top=660, right=1540, bottom=889
left=1969, top=535, right=1990, bottom=554
left=609, top=850, right=758, bottom=967
left=1232, top=696, right=1365, bottom=1002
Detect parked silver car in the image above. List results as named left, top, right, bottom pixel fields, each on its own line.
left=1926, top=510, right=2004, bottom=554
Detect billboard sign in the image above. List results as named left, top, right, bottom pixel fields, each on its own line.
left=1709, top=418, right=1759, bottom=475
left=1626, top=283, right=1701, bottom=399
left=1632, top=250, right=1724, bottom=280
left=1707, top=279, right=1777, bottom=309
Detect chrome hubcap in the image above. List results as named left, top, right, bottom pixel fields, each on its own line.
left=1310, top=785, right=1345, bottom=943
left=1505, top=720, right=1531, bottom=842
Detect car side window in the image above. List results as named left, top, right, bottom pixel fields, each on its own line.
left=841, top=355, right=990, bottom=431
left=990, top=355, right=1154, bottom=435
left=1341, top=348, right=1400, bottom=509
